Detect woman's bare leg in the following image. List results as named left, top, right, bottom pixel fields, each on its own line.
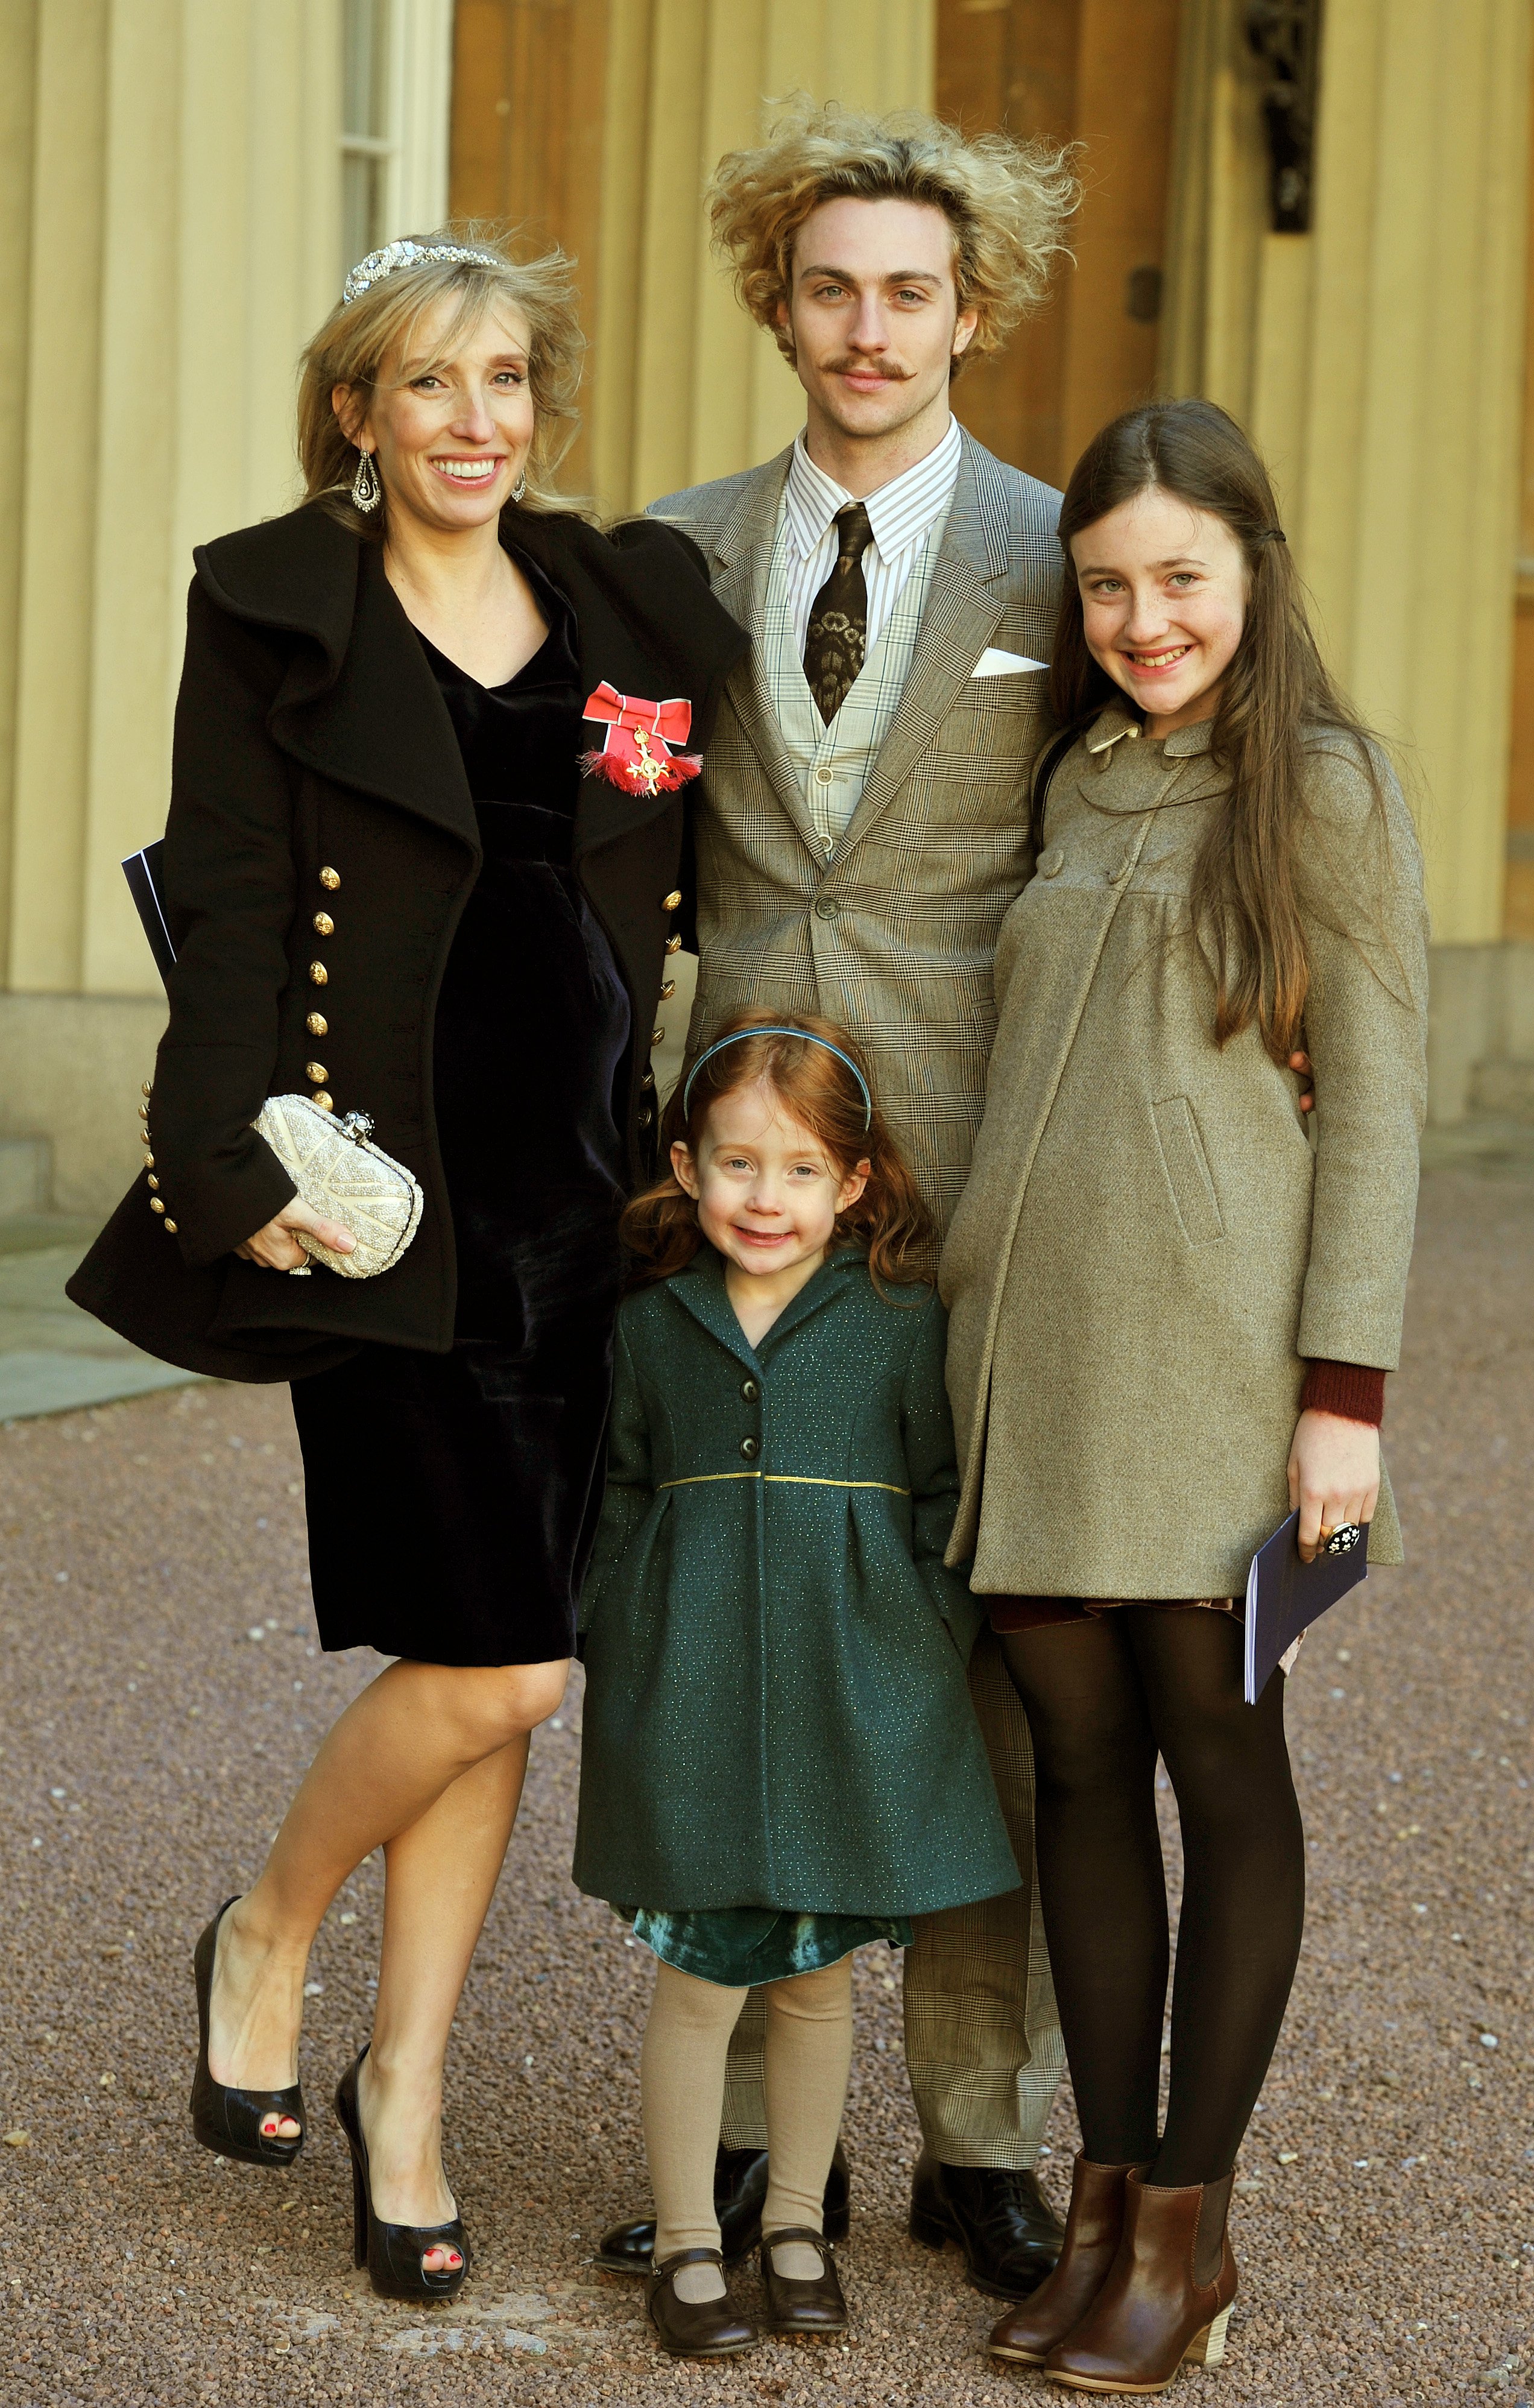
left=207, top=1656, right=567, bottom=2149
left=356, top=1734, right=529, bottom=2255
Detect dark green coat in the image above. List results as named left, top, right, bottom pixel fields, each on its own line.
left=573, top=1248, right=1021, bottom=1917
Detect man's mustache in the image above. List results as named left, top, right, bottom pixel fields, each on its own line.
left=819, top=358, right=914, bottom=383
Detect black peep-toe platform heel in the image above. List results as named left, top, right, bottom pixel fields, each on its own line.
left=191, top=1897, right=306, bottom=2166
left=335, top=2047, right=470, bottom=2303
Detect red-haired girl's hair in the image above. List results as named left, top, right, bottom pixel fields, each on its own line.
left=621, top=1010, right=933, bottom=1294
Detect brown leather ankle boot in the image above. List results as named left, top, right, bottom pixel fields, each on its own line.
left=1044, top=2171, right=1237, bottom=2394
left=987, top=2157, right=1150, bottom=2364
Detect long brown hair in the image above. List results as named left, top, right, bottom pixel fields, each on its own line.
left=622, top=1011, right=933, bottom=1294
left=1051, top=398, right=1386, bottom=1063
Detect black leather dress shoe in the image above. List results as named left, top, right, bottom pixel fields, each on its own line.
left=595, top=2138, right=851, bottom=2274
left=909, top=2149, right=1064, bottom=2302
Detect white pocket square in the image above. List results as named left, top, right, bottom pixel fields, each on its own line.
left=971, top=647, right=1048, bottom=677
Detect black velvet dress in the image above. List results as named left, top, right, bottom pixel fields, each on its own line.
left=290, top=551, right=631, bottom=1666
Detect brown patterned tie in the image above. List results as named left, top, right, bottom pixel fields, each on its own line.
left=803, top=502, right=872, bottom=725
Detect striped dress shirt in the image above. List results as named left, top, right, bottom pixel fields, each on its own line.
left=781, top=416, right=964, bottom=654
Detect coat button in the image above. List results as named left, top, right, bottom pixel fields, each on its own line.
left=140, top=1133, right=153, bottom=1149
left=1037, top=848, right=1064, bottom=877
left=651, top=1026, right=665, bottom=1046
left=660, top=979, right=676, bottom=999
left=1108, top=857, right=1133, bottom=885
left=137, top=1104, right=149, bottom=1120
left=309, top=961, right=328, bottom=985
left=641, top=1069, right=655, bottom=1090
left=638, top=1105, right=654, bottom=1130
left=815, top=896, right=842, bottom=919
left=146, top=1174, right=159, bottom=1191
left=740, top=1435, right=759, bottom=1461
left=740, top=1378, right=759, bottom=1402
left=319, top=867, right=340, bottom=890
left=312, top=1092, right=333, bottom=1113
left=312, top=911, right=335, bottom=937
left=305, top=1061, right=328, bottom=1084
left=815, top=766, right=834, bottom=784
left=140, top=1080, right=153, bottom=1098
left=306, top=1011, right=328, bottom=1038
left=665, top=933, right=682, bottom=955
left=142, top=1150, right=153, bottom=1168
left=661, top=889, right=682, bottom=912
left=163, top=1219, right=177, bottom=1234
left=150, top=1196, right=165, bottom=1214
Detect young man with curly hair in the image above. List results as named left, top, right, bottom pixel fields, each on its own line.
left=593, top=105, right=1081, bottom=2316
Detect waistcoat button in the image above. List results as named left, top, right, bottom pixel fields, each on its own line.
left=740, top=1378, right=759, bottom=1402
left=740, top=1435, right=759, bottom=1461
left=815, top=896, right=842, bottom=920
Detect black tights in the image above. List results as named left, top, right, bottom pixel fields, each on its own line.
left=1000, top=1607, right=1305, bottom=2187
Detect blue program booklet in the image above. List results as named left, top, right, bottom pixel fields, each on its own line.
left=1244, top=1510, right=1369, bottom=1704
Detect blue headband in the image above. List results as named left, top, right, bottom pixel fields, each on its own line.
left=681, top=1026, right=873, bottom=1131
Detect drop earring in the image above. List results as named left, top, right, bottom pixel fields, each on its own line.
left=351, top=447, right=382, bottom=513
left=512, top=470, right=527, bottom=502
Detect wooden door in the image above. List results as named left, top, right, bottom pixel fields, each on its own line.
left=938, top=0, right=1182, bottom=490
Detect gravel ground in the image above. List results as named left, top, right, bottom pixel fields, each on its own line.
left=1, top=1161, right=1530, bottom=2407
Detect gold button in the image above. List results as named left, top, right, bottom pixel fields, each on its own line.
left=309, top=961, right=328, bottom=986
left=146, top=1174, right=159, bottom=1190
left=142, top=1151, right=154, bottom=1168
left=312, top=911, right=334, bottom=937
left=140, top=1133, right=153, bottom=1150
left=140, top=1080, right=153, bottom=1098
left=137, top=1104, right=149, bottom=1120
left=305, top=1061, right=328, bottom=1084
left=651, top=1026, right=665, bottom=1047
left=163, top=1219, right=177, bottom=1234
left=319, top=867, right=340, bottom=891
left=665, top=934, right=682, bottom=955
left=661, top=889, right=682, bottom=912
left=150, top=1196, right=165, bottom=1214
left=312, top=1091, right=333, bottom=1112
left=660, top=979, right=676, bottom=999
left=641, top=1069, right=655, bottom=1090
left=306, top=1011, right=328, bottom=1038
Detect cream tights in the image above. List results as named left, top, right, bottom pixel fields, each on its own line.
left=642, top=1954, right=854, bottom=2301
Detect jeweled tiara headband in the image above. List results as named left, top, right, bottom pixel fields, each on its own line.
left=681, top=1028, right=873, bottom=1131
left=342, top=238, right=504, bottom=306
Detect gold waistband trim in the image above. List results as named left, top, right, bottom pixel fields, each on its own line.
left=657, top=1471, right=911, bottom=1497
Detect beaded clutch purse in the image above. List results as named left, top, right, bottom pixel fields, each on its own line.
left=253, top=1095, right=423, bottom=1280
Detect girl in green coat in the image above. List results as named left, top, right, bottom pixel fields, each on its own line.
left=575, top=1011, right=1019, bottom=2361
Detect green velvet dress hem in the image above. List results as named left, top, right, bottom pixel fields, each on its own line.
left=625, top=1905, right=913, bottom=1988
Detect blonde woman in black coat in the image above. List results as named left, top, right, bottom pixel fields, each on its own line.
left=73, top=234, right=745, bottom=2298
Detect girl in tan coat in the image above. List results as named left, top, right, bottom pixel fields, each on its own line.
left=940, top=400, right=1428, bottom=2394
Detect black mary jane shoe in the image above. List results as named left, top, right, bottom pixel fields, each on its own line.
left=909, top=2150, right=1064, bottom=2302
left=760, top=2226, right=848, bottom=2336
left=334, top=2047, right=470, bottom=2304
left=595, top=2138, right=852, bottom=2274
left=646, top=2248, right=758, bottom=2359
left=190, top=1897, right=305, bottom=2167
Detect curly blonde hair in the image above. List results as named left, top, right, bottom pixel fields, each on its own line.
left=297, top=223, right=586, bottom=533
left=707, top=101, right=1078, bottom=371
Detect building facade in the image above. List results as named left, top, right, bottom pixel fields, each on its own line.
left=1, top=0, right=1529, bottom=1217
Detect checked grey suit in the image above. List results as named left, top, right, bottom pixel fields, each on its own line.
left=650, top=428, right=1067, bottom=2170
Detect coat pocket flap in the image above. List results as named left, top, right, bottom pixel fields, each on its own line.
left=1151, top=1096, right=1226, bottom=1246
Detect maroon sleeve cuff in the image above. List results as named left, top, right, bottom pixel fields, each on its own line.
left=1300, top=1360, right=1386, bottom=1427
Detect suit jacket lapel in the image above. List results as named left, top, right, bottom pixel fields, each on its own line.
left=835, top=435, right=1010, bottom=856
left=707, top=450, right=825, bottom=857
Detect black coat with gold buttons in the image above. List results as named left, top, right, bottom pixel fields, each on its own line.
left=68, top=501, right=748, bottom=1383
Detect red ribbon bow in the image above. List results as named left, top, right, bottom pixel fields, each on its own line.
left=581, top=681, right=702, bottom=795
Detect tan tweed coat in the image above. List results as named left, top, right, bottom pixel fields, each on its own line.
left=651, top=432, right=1061, bottom=1234
left=939, top=707, right=1430, bottom=1601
